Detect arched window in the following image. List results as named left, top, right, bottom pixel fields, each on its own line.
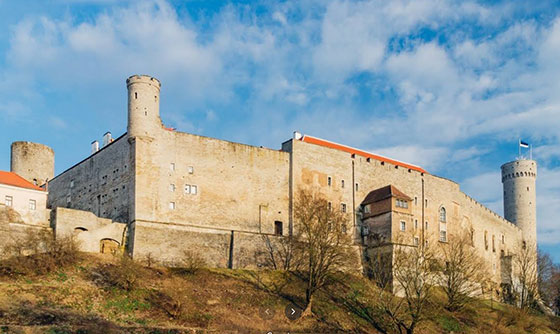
left=439, top=207, right=446, bottom=222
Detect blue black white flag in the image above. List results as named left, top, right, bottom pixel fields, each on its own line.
left=520, top=140, right=529, bottom=148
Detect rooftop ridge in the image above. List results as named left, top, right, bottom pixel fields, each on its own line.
left=0, top=171, right=45, bottom=191
left=300, top=134, right=428, bottom=174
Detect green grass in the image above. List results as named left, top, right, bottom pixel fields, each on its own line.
left=436, top=314, right=464, bottom=333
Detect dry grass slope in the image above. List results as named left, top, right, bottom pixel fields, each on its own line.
left=0, top=253, right=558, bottom=334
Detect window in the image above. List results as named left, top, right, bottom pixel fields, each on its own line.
left=425, top=221, right=429, bottom=230
left=484, top=231, right=488, bottom=250
left=341, top=180, right=345, bottom=188
left=415, top=197, right=417, bottom=205
left=274, top=221, right=283, bottom=236
left=5, top=196, right=13, bottom=207
left=170, top=163, right=175, bottom=171
left=327, top=176, right=332, bottom=186
left=439, top=222, right=447, bottom=242
left=341, top=203, right=347, bottom=213
left=169, top=202, right=176, bottom=210
left=414, top=219, right=418, bottom=230
left=185, top=184, right=198, bottom=195
left=501, top=234, right=505, bottom=244
left=328, top=202, right=332, bottom=211
left=364, top=205, right=370, bottom=214
left=400, top=221, right=406, bottom=231
left=492, top=235, right=496, bottom=252
left=396, top=199, right=409, bottom=208
left=414, top=237, right=419, bottom=246
left=425, top=199, right=428, bottom=208
left=188, top=166, right=194, bottom=174
left=355, top=183, right=359, bottom=191
left=29, top=199, right=36, bottom=210
left=439, top=207, right=446, bottom=222
left=191, top=185, right=197, bottom=195
left=184, top=185, right=191, bottom=194
left=342, top=223, right=347, bottom=234
left=169, top=184, right=175, bottom=192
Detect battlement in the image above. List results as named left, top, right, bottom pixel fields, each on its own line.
left=126, top=75, right=161, bottom=89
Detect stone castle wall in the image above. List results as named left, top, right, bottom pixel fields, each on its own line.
left=10, top=141, right=54, bottom=187
left=47, top=135, right=132, bottom=223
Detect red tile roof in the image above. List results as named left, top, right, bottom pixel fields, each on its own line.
left=362, top=185, right=412, bottom=205
left=0, top=171, right=45, bottom=191
left=300, top=135, right=427, bottom=174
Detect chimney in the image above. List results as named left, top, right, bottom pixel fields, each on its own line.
left=103, top=132, right=112, bottom=147
left=91, top=141, right=99, bottom=154
left=293, top=131, right=303, bottom=140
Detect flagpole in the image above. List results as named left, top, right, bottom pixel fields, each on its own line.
left=518, top=138, right=521, bottom=159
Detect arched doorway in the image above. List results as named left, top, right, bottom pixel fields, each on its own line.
left=100, top=238, right=120, bottom=254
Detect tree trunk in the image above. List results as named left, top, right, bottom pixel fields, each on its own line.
left=301, top=295, right=313, bottom=318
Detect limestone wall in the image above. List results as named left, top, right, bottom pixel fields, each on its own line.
left=47, top=135, right=132, bottom=223
left=52, top=207, right=127, bottom=253
left=132, top=129, right=290, bottom=235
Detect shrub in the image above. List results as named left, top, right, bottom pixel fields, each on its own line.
left=172, top=250, right=206, bottom=275
left=0, top=230, right=80, bottom=277
left=94, top=255, right=145, bottom=291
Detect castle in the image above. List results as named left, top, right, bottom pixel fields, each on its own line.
left=1, top=75, right=537, bottom=293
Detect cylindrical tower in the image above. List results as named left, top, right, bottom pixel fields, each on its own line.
left=10, top=141, right=55, bottom=186
left=126, top=75, right=162, bottom=139
left=501, top=159, right=537, bottom=245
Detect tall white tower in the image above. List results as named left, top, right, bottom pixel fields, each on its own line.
left=501, top=159, right=537, bottom=246
left=126, top=75, right=162, bottom=139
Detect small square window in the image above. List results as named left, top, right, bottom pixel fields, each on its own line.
left=191, top=185, right=198, bottom=195
left=5, top=196, right=13, bottom=207
left=29, top=199, right=36, bottom=210
left=341, top=203, right=347, bottom=213
left=184, top=185, right=191, bottom=194
left=400, top=221, right=406, bottom=231
left=169, top=184, right=175, bottom=192
left=169, top=202, right=176, bottom=210
left=188, top=166, right=194, bottom=174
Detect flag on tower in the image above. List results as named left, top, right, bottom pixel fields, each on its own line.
left=520, top=140, right=529, bottom=148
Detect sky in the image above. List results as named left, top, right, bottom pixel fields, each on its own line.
left=0, top=0, right=559, bottom=260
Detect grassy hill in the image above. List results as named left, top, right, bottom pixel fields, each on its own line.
left=0, top=253, right=558, bottom=334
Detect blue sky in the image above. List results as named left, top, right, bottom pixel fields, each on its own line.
left=1, top=0, right=560, bottom=259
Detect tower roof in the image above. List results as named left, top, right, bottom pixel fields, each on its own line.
left=0, top=171, right=45, bottom=191
left=362, top=185, right=411, bottom=205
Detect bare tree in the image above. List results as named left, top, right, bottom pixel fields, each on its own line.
left=514, top=240, right=538, bottom=310
left=293, top=188, right=354, bottom=316
left=371, top=234, right=438, bottom=334
left=436, top=232, right=489, bottom=311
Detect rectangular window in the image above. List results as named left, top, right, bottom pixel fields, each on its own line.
left=328, top=202, right=332, bottom=211
left=170, top=163, right=175, bottom=171
left=5, top=196, right=13, bottom=207
left=29, top=199, right=36, bottom=210
left=414, top=237, right=419, bottom=246
left=191, top=185, right=197, bottom=195
left=341, top=203, right=347, bottom=213
left=501, top=235, right=505, bottom=244
left=187, top=166, right=194, bottom=174
left=355, top=183, right=359, bottom=191
left=400, top=221, right=406, bottom=231
left=414, top=219, right=418, bottom=230
left=439, top=230, right=447, bottom=242
left=169, top=184, right=175, bottom=192
left=184, top=185, right=191, bottom=194
left=327, top=176, right=332, bottom=186
left=415, top=197, right=418, bottom=205
left=341, top=180, right=345, bottom=188
left=425, top=199, right=428, bottom=208
left=169, top=202, right=176, bottom=210
left=425, top=221, right=428, bottom=230
left=274, top=221, right=283, bottom=236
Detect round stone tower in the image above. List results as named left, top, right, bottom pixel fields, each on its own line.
left=126, top=75, right=162, bottom=139
left=501, top=159, right=537, bottom=245
left=10, top=141, right=54, bottom=186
